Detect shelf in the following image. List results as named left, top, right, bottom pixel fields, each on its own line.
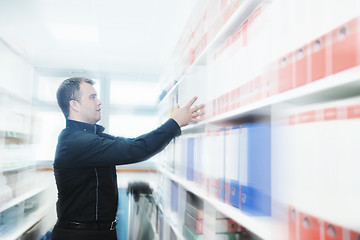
left=182, top=66, right=360, bottom=132
left=158, top=167, right=287, bottom=240
left=153, top=191, right=185, bottom=240
left=160, top=0, right=262, bottom=104
left=1, top=162, right=35, bottom=173
left=0, top=87, right=31, bottom=104
left=1, top=204, right=50, bottom=240
left=0, top=185, right=48, bottom=213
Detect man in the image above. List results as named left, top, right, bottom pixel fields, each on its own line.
left=52, top=77, right=204, bottom=240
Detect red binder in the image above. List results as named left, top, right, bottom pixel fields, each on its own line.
left=289, top=207, right=297, bottom=240
left=324, top=222, right=342, bottom=240
left=350, top=230, right=360, bottom=240
left=331, top=18, right=359, bottom=74
left=294, top=45, right=309, bottom=87
left=310, top=35, right=328, bottom=82
left=299, top=213, right=320, bottom=240
left=279, top=53, right=294, bottom=93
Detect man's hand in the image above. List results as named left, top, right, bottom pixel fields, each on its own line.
left=172, top=96, right=205, bottom=127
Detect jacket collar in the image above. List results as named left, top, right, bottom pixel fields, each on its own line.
left=66, top=119, right=105, bottom=134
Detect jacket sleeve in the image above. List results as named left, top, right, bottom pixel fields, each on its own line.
left=55, top=118, right=181, bottom=168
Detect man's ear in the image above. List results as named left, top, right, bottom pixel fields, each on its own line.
left=69, top=99, right=79, bottom=112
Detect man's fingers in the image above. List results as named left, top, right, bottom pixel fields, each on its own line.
left=186, top=96, right=198, bottom=108
left=191, top=104, right=205, bottom=113
left=192, top=111, right=205, bottom=118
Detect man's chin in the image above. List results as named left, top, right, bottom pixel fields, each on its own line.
left=95, top=116, right=101, bottom=123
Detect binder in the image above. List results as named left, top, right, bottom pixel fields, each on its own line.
left=225, top=126, right=241, bottom=208
left=278, top=53, right=294, bottom=93
left=289, top=206, right=297, bottom=240
left=294, top=45, right=309, bottom=87
left=203, top=201, right=243, bottom=239
left=265, top=62, right=279, bottom=97
left=324, top=222, right=342, bottom=240
left=252, top=76, right=263, bottom=103
left=187, top=137, right=195, bottom=181
left=194, top=134, right=203, bottom=185
left=310, top=35, right=327, bottom=82
left=183, top=224, right=202, bottom=240
left=186, top=191, right=204, bottom=212
left=185, top=202, right=204, bottom=220
left=171, top=180, right=178, bottom=212
left=238, top=124, right=248, bottom=209
left=178, top=136, right=188, bottom=178
left=230, top=88, right=238, bottom=111
left=223, top=92, right=230, bottom=113
left=217, top=128, right=226, bottom=202
left=203, top=220, right=243, bottom=235
left=184, top=212, right=203, bottom=234
left=213, top=219, right=242, bottom=233
left=299, top=213, right=320, bottom=240
left=169, top=139, right=175, bottom=172
left=178, top=186, right=187, bottom=226
left=350, top=230, right=360, bottom=240
left=240, top=123, right=271, bottom=216
left=331, top=18, right=359, bottom=74
left=207, top=128, right=221, bottom=198
left=224, top=128, right=231, bottom=204
left=202, top=130, right=212, bottom=195
left=184, top=225, right=242, bottom=240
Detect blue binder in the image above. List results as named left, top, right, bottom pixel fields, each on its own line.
left=240, top=123, right=271, bottom=216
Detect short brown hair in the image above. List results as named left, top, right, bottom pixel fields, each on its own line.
left=56, top=77, right=95, bottom=118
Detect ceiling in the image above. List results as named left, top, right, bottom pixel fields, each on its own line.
left=0, top=0, right=198, bottom=81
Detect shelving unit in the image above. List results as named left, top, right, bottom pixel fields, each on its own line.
left=0, top=184, right=51, bottom=240
left=158, top=167, right=286, bottom=240
left=160, top=0, right=262, bottom=104
left=181, top=66, right=360, bottom=133
left=0, top=162, right=35, bottom=174
left=153, top=193, right=185, bottom=240
left=0, top=19, right=55, bottom=240
left=157, top=0, right=360, bottom=239
left=0, top=186, right=48, bottom=213
left=1, top=204, right=50, bottom=240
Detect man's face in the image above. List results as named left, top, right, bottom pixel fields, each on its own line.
left=77, top=82, right=102, bottom=124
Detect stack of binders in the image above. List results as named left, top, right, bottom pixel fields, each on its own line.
left=224, top=123, right=271, bottom=216
left=183, top=191, right=204, bottom=240
left=203, top=201, right=244, bottom=240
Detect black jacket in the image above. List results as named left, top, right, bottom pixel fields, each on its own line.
left=54, top=118, right=181, bottom=223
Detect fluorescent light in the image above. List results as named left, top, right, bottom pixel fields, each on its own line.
left=47, top=23, right=99, bottom=42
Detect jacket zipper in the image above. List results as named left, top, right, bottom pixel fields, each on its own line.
left=94, top=168, right=99, bottom=221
